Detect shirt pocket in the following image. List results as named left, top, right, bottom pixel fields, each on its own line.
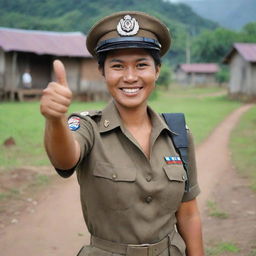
left=160, top=165, right=186, bottom=211
left=169, top=231, right=186, bottom=256
left=92, top=162, right=137, bottom=211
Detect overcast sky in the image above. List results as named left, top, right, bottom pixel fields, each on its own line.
left=169, top=0, right=204, bottom=2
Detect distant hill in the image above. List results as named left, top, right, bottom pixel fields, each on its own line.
left=0, top=0, right=217, bottom=34
left=180, top=0, right=256, bottom=30
left=0, top=0, right=219, bottom=64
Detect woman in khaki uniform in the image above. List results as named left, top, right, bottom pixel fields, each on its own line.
left=40, top=11, right=204, bottom=256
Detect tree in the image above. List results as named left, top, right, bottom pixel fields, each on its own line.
left=157, top=63, right=172, bottom=89
left=191, top=28, right=239, bottom=63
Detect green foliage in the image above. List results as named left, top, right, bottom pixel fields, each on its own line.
left=230, top=106, right=256, bottom=191
left=215, top=66, right=230, bottom=84
left=183, top=0, right=256, bottom=31
left=0, top=0, right=218, bottom=65
left=242, top=22, right=256, bottom=34
left=157, top=64, right=172, bottom=89
left=191, top=21, right=256, bottom=63
left=191, top=28, right=239, bottom=63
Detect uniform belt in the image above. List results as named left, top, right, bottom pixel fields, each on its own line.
left=91, top=230, right=176, bottom=256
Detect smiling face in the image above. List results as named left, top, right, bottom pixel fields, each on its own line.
left=102, top=48, right=160, bottom=111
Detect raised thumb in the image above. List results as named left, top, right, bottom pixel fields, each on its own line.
left=53, top=59, right=68, bottom=87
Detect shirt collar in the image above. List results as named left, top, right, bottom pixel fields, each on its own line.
left=99, top=100, right=122, bottom=133
left=147, top=105, right=177, bottom=136
left=98, top=100, right=177, bottom=135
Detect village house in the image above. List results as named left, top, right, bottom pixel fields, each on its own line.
left=0, top=27, right=106, bottom=101
left=174, top=63, right=219, bottom=86
left=223, top=43, right=256, bottom=101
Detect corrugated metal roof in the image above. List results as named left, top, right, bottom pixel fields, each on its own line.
left=0, top=27, right=91, bottom=58
left=223, top=43, right=256, bottom=63
left=179, top=63, right=219, bottom=73
left=234, top=43, right=256, bottom=62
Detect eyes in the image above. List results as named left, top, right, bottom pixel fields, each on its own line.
left=110, top=62, right=150, bottom=70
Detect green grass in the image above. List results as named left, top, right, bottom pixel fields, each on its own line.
left=0, top=101, right=105, bottom=169
left=206, top=242, right=240, bottom=256
left=167, top=84, right=226, bottom=96
left=149, top=89, right=241, bottom=144
left=206, top=200, right=229, bottom=219
left=230, top=106, right=256, bottom=191
left=0, top=87, right=241, bottom=169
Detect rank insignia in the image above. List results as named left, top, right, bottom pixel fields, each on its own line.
left=68, top=117, right=80, bottom=131
left=164, top=156, right=182, bottom=165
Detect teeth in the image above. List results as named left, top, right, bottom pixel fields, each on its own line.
left=122, top=88, right=140, bottom=93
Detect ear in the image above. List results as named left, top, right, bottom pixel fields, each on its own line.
left=155, top=65, right=161, bottom=81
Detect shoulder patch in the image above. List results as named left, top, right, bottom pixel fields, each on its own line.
left=68, top=116, right=80, bottom=131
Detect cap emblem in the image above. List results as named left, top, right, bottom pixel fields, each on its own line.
left=117, top=15, right=139, bottom=36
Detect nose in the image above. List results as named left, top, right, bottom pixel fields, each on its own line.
left=123, top=67, right=138, bottom=83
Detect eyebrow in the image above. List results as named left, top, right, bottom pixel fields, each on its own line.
left=110, top=57, right=149, bottom=63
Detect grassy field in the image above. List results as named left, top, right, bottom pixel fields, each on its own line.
left=0, top=87, right=241, bottom=169
left=230, top=105, right=256, bottom=191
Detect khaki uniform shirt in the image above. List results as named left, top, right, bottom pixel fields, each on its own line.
left=58, top=101, right=200, bottom=255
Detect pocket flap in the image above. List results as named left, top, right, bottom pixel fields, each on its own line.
left=93, top=162, right=136, bottom=182
left=170, top=231, right=186, bottom=253
left=163, top=165, right=186, bottom=182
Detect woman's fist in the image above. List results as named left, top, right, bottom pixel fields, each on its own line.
left=40, top=60, right=72, bottom=120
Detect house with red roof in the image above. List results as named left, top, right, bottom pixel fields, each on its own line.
left=174, top=63, right=219, bottom=86
left=0, top=27, right=105, bottom=101
left=223, top=43, right=256, bottom=100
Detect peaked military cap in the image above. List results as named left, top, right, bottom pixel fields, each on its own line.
left=86, top=11, right=171, bottom=57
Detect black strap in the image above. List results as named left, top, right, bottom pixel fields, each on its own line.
left=162, top=113, right=190, bottom=192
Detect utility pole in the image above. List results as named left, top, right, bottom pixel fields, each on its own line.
left=186, top=32, right=191, bottom=64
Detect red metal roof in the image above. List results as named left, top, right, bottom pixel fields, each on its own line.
left=223, top=43, right=256, bottom=63
left=0, top=27, right=91, bottom=58
left=179, top=63, right=219, bottom=73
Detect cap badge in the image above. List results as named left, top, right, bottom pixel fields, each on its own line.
left=117, top=15, right=139, bottom=36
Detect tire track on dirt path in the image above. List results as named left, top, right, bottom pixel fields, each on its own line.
left=0, top=104, right=253, bottom=256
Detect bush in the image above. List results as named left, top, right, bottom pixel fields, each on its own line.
left=157, top=64, right=172, bottom=89
left=216, top=66, right=230, bottom=84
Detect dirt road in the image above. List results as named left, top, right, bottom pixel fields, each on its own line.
left=0, top=104, right=254, bottom=256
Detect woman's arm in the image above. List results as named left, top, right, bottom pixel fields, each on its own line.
left=176, top=198, right=204, bottom=256
left=40, top=60, right=80, bottom=170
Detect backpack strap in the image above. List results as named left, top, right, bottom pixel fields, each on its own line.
left=162, top=113, right=190, bottom=192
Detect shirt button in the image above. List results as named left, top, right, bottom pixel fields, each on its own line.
left=145, top=196, right=153, bottom=203
left=182, top=175, right=186, bottom=181
left=112, top=173, right=117, bottom=180
left=146, top=175, right=152, bottom=182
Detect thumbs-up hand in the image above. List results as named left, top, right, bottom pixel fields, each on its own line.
left=40, top=60, right=72, bottom=121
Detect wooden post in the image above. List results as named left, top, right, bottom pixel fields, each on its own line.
left=11, top=52, right=17, bottom=101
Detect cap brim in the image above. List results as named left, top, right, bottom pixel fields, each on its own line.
left=95, top=37, right=161, bottom=55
